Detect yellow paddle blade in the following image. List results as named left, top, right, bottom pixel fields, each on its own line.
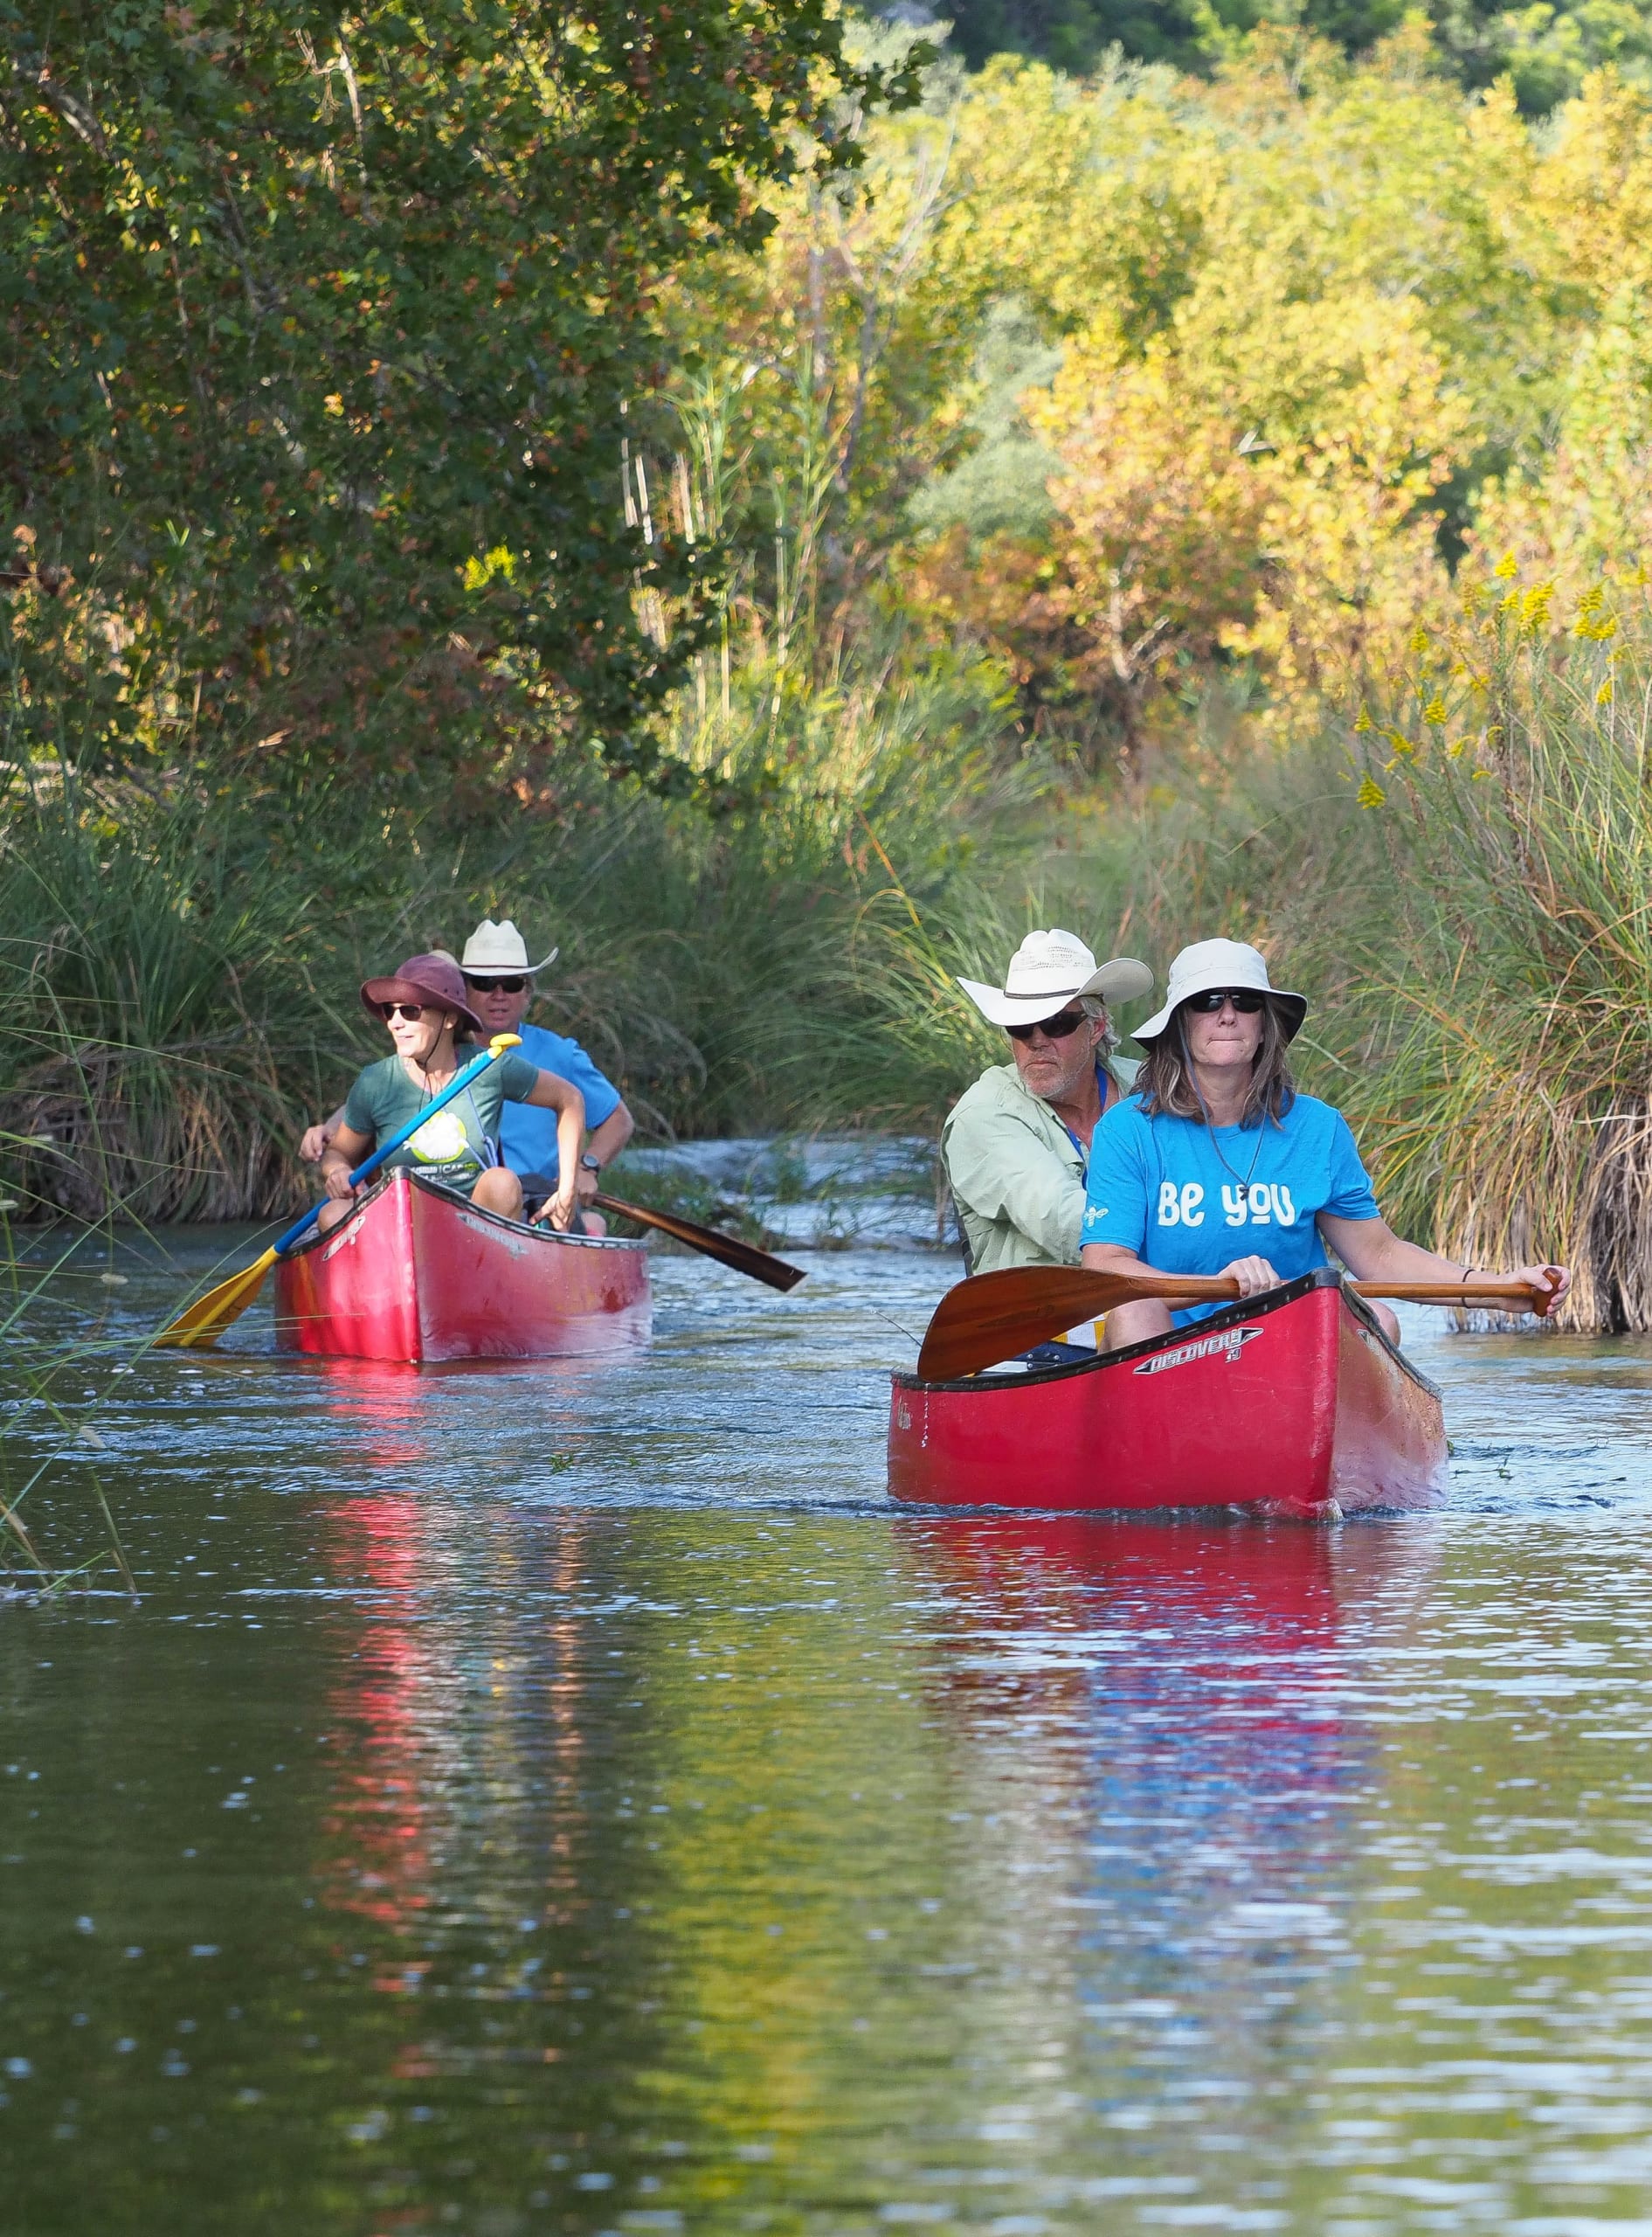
left=152, top=1247, right=280, bottom=1349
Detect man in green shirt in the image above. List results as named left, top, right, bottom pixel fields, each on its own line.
left=942, top=931, right=1153, bottom=1275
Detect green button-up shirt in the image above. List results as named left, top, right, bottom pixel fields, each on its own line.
left=941, top=1057, right=1140, bottom=1274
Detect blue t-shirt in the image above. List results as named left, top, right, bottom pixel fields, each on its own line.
left=493, top=1021, right=621, bottom=1181
left=1082, top=1091, right=1380, bottom=1324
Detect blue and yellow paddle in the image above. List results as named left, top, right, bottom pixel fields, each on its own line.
left=154, top=1034, right=522, bottom=1350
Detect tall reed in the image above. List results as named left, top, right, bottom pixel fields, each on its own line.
left=1344, top=567, right=1652, bottom=1331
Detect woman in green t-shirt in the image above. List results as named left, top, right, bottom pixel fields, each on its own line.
left=317, top=952, right=584, bottom=1233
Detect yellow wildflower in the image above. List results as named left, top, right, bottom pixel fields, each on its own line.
left=1493, top=551, right=1518, bottom=579
left=1353, top=708, right=1372, bottom=733
left=1356, top=774, right=1386, bottom=808
left=1422, top=695, right=1448, bottom=725
left=1598, top=677, right=1614, bottom=705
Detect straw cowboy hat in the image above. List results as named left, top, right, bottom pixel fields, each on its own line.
left=1130, top=938, right=1307, bottom=1045
left=957, top=929, right=1154, bottom=1028
left=360, top=951, right=485, bottom=1033
left=460, top=918, right=558, bottom=975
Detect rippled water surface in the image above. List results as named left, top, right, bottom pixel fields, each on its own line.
left=6, top=1231, right=1652, bottom=2234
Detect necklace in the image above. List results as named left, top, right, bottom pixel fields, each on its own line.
left=1208, top=1117, right=1267, bottom=1204
left=1190, top=1070, right=1267, bottom=1202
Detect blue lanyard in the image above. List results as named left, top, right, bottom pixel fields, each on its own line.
left=1056, top=1067, right=1112, bottom=1181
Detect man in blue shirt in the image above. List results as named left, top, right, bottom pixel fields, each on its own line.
left=457, top=919, right=633, bottom=1226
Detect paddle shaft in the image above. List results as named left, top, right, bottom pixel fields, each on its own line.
left=1095, top=1272, right=1550, bottom=1312
left=915, top=1263, right=1560, bottom=1382
left=153, top=1035, right=523, bottom=1348
left=275, top=1035, right=522, bottom=1253
left=592, top=1191, right=806, bottom=1292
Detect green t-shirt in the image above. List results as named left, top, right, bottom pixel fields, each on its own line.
left=342, top=1050, right=541, bottom=1197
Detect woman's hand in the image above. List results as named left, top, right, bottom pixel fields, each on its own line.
left=1219, top=1254, right=1282, bottom=1297
left=537, top=1183, right=577, bottom=1232
left=300, top=1124, right=329, bottom=1164
left=1515, top=1263, right=1571, bottom=1315
left=321, top=1160, right=356, bottom=1202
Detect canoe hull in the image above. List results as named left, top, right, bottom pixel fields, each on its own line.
left=274, top=1170, right=652, bottom=1362
left=888, top=1271, right=1445, bottom=1516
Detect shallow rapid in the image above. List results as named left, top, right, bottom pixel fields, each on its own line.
left=4, top=1224, right=1652, bottom=2234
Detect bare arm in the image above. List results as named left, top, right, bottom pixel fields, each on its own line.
left=301, top=1102, right=348, bottom=1164
left=1081, top=1237, right=1283, bottom=1297
left=319, top=1121, right=375, bottom=1202
left=1319, top=1214, right=1571, bottom=1308
left=571, top=1099, right=634, bottom=1208
left=522, top=1070, right=585, bottom=1229
left=587, top=1099, right=633, bottom=1167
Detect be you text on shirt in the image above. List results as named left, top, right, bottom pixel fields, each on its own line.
left=1082, top=1092, right=1380, bottom=1325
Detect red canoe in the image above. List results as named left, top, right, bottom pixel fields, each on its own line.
left=888, top=1270, right=1445, bottom=1518
left=274, top=1168, right=652, bottom=1362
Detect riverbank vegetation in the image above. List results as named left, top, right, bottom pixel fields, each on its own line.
left=6, top=8, right=1652, bottom=1326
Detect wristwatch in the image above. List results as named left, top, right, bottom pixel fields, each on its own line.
left=579, top=1153, right=603, bottom=1175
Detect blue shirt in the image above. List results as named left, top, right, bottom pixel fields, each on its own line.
left=493, top=1022, right=622, bottom=1181
left=1081, top=1091, right=1380, bottom=1325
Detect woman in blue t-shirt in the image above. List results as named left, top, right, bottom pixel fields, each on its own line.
left=1082, top=938, right=1568, bottom=1348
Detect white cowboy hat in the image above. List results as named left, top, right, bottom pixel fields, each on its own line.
left=1130, top=938, right=1307, bottom=1045
left=957, top=929, right=1154, bottom=1028
left=460, top=918, right=558, bottom=976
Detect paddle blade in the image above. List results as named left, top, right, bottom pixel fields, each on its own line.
left=916, top=1264, right=1243, bottom=1380
left=917, top=1267, right=1124, bottom=1381
left=594, top=1193, right=805, bottom=1292
left=152, top=1249, right=279, bottom=1349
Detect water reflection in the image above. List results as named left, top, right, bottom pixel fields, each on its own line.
left=11, top=1237, right=1652, bottom=2232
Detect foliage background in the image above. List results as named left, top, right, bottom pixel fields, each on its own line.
left=7, top=7, right=1652, bottom=1324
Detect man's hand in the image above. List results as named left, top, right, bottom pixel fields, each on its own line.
left=300, top=1124, right=330, bottom=1164
left=575, top=1162, right=600, bottom=1209
left=1218, top=1254, right=1282, bottom=1296
left=321, top=1161, right=356, bottom=1202
left=543, top=1182, right=577, bottom=1233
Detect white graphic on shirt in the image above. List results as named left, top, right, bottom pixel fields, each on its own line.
left=1156, top=1181, right=1206, bottom=1227
left=408, top=1108, right=468, bottom=1165
left=1220, top=1183, right=1296, bottom=1224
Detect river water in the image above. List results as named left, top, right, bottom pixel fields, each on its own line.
left=5, top=1222, right=1652, bottom=2234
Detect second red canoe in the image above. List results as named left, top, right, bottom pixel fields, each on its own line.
left=274, top=1167, right=652, bottom=1362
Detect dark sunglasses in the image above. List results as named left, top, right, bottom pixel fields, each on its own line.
left=378, top=1001, right=430, bottom=1023
left=463, top=974, right=527, bottom=994
left=1006, top=1008, right=1089, bottom=1043
left=1185, top=988, right=1267, bottom=1014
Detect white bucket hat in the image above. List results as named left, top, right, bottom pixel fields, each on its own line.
left=957, top=929, right=1154, bottom=1028
left=460, top=918, right=558, bottom=976
left=1130, top=938, right=1306, bottom=1045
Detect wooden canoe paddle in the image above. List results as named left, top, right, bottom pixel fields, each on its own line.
left=915, top=1264, right=1560, bottom=1382
left=155, top=1035, right=525, bottom=1349
left=591, top=1191, right=806, bottom=1292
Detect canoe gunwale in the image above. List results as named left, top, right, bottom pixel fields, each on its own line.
left=893, top=1267, right=1442, bottom=1405
left=282, top=1169, right=648, bottom=1263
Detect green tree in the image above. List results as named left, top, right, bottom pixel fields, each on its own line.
left=0, top=0, right=920, bottom=792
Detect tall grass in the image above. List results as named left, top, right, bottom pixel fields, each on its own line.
left=1339, top=571, right=1652, bottom=1333
left=0, top=640, right=1037, bottom=1219
left=0, top=793, right=349, bottom=1222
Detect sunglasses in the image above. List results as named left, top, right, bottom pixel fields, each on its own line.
left=1006, top=1008, right=1089, bottom=1043
left=463, top=974, right=527, bottom=994
left=379, top=1001, right=431, bottom=1023
left=1185, top=988, right=1267, bottom=1014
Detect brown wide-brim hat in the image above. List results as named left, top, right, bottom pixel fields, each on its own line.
left=360, top=951, right=484, bottom=1035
